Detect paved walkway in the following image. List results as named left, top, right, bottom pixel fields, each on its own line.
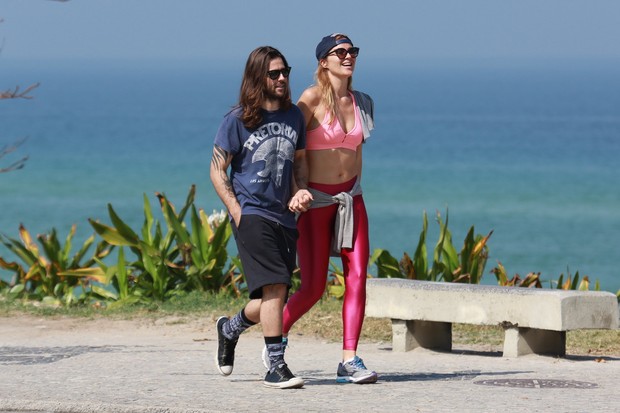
left=0, top=315, right=618, bottom=413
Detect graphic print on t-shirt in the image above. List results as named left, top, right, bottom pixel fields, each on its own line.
left=252, top=136, right=294, bottom=187
left=244, top=121, right=297, bottom=188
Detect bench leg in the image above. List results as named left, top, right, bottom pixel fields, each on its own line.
left=391, top=319, right=452, bottom=352
left=502, top=327, right=566, bottom=357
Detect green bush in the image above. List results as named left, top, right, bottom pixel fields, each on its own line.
left=2, top=195, right=611, bottom=307
left=0, top=224, right=112, bottom=305
left=370, top=209, right=492, bottom=284
left=1, top=186, right=240, bottom=307
left=88, top=185, right=239, bottom=302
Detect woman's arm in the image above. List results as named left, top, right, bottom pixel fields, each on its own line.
left=297, top=86, right=322, bottom=130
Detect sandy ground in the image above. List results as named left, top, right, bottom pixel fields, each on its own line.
left=1, top=314, right=620, bottom=413
left=0, top=313, right=234, bottom=346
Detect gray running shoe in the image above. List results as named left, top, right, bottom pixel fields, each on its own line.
left=215, top=316, right=238, bottom=376
left=263, top=362, right=304, bottom=389
left=261, top=336, right=288, bottom=369
left=336, top=356, right=378, bottom=384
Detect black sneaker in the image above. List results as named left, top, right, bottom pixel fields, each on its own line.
left=215, top=316, right=238, bottom=376
left=263, top=363, right=304, bottom=389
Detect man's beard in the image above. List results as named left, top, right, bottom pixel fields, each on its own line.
left=264, top=83, right=287, bottom=103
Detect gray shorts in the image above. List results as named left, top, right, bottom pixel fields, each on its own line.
left=231, top=214, right=298, bottom=299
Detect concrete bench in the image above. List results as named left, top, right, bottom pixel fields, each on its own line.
left=365, top=278, right=619, bottom=357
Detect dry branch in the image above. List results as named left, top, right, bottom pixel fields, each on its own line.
left=0, top=137, right=29, bottom=173
left=0, top=82, right=40, bottom=100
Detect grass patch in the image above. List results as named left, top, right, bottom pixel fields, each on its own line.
left=1, top=292, right=618, bottom=356
left=451, top=324, right=620, bottom=356
left=0, top=291, right=248, bottom=320
left=567, top=329, right=620, bottom=355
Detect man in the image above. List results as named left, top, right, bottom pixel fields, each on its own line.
left=210, top=46, right=312, bottom=389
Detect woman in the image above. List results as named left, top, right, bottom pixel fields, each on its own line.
left=281, top=33, right=377, bottom=384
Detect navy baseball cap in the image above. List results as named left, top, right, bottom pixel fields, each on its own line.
left=315, top=33, right=354, bottom=60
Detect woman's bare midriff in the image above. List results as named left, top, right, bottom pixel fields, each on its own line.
left=307, top=148, right=359, bottom=184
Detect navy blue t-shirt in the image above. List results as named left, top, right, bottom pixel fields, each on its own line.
left=214, top=105, right=306, bottom=228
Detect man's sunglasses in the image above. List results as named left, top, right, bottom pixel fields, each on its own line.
left=327, top=47, right=360, bottom=59
left=267, top=67, right=292, bottom=80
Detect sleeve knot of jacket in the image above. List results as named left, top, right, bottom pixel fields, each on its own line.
left=306, top=179, right=363, bottom=256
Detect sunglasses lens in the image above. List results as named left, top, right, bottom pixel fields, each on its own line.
left=331, top=48, right=359, bottom=59
left=267, top=67, right=291, bottom=80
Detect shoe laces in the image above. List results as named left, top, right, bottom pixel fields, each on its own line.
left=349, top=356, right=367, bottom=370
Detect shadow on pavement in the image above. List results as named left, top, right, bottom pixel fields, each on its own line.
left=302, top=369, right=532, bottom=385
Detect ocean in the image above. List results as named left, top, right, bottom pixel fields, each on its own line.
left=1, top=58, right=619, bottom=293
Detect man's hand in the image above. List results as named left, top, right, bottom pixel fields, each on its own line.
left=288, top=189, right=313, bottom=213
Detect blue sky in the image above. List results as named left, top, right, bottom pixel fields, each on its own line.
left=2, top=0, right=620, bottom=66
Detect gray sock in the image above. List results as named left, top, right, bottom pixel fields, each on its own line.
left=222, top=309, right=254, bottom=340
left=266, top=341, right=285, bottom=371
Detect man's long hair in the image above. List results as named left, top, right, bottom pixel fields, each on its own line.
left=239, top=46, right=292, bottom=129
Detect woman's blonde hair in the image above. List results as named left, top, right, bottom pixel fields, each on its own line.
left=315, top=34, right=353, bottom=124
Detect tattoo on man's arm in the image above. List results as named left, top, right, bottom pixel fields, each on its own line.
left=211, top=145, right=230, bottom=169
left=211, top=146, right=235, bottom=198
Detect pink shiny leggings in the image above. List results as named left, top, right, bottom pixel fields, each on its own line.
left=283, top=177, right=369, bottom=350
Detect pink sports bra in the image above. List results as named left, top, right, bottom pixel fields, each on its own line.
left=305, top=93, right=363, bottom=151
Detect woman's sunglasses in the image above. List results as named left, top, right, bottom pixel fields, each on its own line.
left=267, top=67, right=292, bottom=80
left=327, top=47, right=360, bottom=59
